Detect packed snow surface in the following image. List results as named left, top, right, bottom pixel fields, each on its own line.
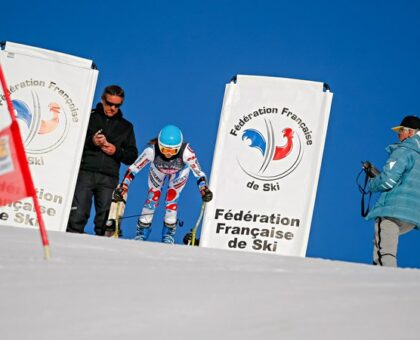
left=1, top=225, right=420, bottom=340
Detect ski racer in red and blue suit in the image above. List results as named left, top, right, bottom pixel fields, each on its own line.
left=114, top=125, right=213, bottom=244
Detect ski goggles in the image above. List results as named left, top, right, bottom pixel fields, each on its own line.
left=159, top=146, right=179, bottom=156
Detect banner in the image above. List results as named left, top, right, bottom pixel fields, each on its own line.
left=0, top=64, right=34, bottom=206
left=0, top=63, right=50, bottom=258
left=200, top=75, right=333, bottom=257
left=0, top=42, right=98, bottom=232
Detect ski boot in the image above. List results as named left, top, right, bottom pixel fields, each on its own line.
left=134, top=221, right=152, bottom=241
left=104, top=219, right=123, bottom=237
left=183, top=231, right=200, bottom=246
left=162, top=222, right=176, bottom=244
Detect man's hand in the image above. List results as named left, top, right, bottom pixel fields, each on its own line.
left=101, top=143, right=116, bottom=155
left=92, top=129, right=106, bottom=146
left=93, top=130, right=116, bottom=155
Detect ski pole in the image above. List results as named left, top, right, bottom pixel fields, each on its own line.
left=190, top=202, right=206, bottom=246
left=114, top=201, right=121, bottom=238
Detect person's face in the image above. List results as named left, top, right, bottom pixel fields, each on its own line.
left=397, top=127, right=413, bottom=142
left=102, top=94, right=123, bottom=117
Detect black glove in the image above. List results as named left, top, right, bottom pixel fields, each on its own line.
left=362, top=161, right=380, bottom=178
left=200, top=186, right=213, bottom=202
left=112, top=184, right=128, bottom=202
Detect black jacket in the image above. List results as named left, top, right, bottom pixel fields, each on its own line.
left=79, top=103, right=138, bottom=178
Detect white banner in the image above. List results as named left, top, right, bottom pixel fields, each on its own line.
left=0, top=42, right=98, bottom=231
left=200, top=75, right=333, bottom=257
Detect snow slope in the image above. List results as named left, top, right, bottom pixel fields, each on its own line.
left=1, top=225, right=420, bottom=340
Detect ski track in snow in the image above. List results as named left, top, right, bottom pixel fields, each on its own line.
left=1, top=225, right=420, bottom=340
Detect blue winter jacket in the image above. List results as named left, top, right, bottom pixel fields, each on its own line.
left=366, top=133, right=420, bottom=227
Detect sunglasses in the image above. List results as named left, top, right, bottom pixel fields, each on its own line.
left=103, top=98, right=123, bottom=108
left=159, top=146, right=179, bottom=155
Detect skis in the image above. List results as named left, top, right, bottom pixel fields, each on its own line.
left=104, top=192, right=128, bottom=238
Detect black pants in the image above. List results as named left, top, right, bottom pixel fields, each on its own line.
left=66, top=170, right=118, bottom=235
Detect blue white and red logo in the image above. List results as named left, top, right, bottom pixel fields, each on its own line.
left=12, top=92, right=69, bottom=154
left=237, top=118, right=303, bottom=181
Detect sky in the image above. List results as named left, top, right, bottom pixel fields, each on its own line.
left=2, top=225, right=420, bottom=339
left=1, top=0, right=420, bottom=267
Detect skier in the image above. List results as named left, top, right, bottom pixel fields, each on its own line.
left=112, top=125, right=213, bottom=244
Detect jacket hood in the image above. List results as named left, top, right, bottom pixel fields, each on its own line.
left=387, top=134, right=420, bottom=155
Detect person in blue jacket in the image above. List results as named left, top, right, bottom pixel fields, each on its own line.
left=366, top=115, right=420, bottom=267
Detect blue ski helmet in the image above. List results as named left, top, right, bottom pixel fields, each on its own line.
left=158, top=125, right=183, bottom=149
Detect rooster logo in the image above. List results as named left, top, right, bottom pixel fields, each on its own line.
left=243, top=127, right=294, bottom=160
left=11, top=93, right=69, bottom=154
left=238, top=119, right=303, bottom=181
left=13, top=99, right=61, bottom=134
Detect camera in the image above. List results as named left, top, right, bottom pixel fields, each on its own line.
left=362, top=161, right=380, bottom=178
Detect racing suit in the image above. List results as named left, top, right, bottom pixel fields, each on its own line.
left=121, top=142, right=208, bottom=243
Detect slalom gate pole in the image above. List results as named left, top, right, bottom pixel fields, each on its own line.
left=32, top=194, right=51, bottom=259
left=0, top=63, right=51, bottom=260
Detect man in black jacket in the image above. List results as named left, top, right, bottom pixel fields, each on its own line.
left=67, top=85, right=138, bottom=235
